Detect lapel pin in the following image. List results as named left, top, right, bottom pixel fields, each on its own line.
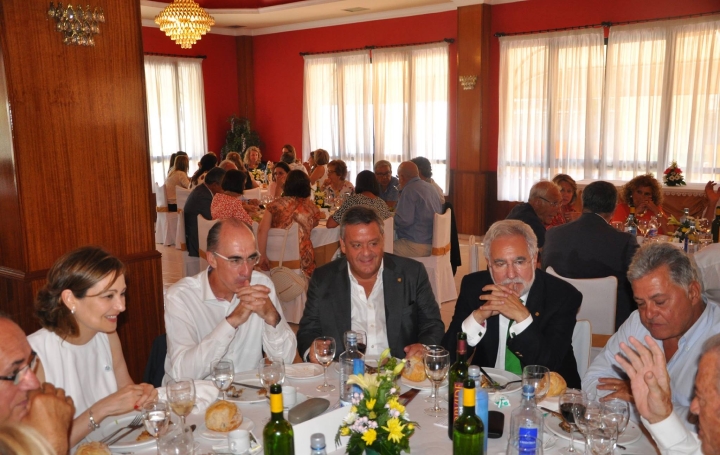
left=535, top=312, right=540, bottom=317
left=397, top=278, right=402, bottom=283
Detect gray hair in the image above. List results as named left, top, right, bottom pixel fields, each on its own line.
left=339, top=206, right=384, bottom=240
left=528, top=180, right=560, bottom=201
left=374, top=160, right=392, bottom=172
left=483, top=220, right=538, bottom=260
left=628, top=243, right=698, bottom=290
left=701, top=334, right=720, bottom=392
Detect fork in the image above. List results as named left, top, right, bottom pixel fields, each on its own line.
left=102, top=413, right=144, bottom=445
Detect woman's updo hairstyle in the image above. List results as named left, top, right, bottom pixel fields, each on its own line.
left=35, top=246, right=125, bottom=338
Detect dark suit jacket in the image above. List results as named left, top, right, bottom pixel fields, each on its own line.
left=441, top=269, right=582, bottom=388
left=543, top=213, right=639, bottom=329
left=184, top=184, right=213, bottom=257
left=506, top=203, right=546, bottom=248
left=297, top=254, right=445, bottom=360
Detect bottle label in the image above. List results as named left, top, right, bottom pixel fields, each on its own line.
left=453, top=382, right=463, bottom=422
left=518, top=427, right=538, bottom=453
left=270, top=393, right=284, bottom=413
left=457, top=340, right=467, bottom=355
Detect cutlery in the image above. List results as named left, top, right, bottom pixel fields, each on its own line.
left=101, top=413, right=144, bottom=444
left=232, top=381, right=264, bottom=390
left=398, top=388, right=421, bottom=406
left=499, top=379, right=522, bottom=390
left=540, top=406, right=576, bottom=434
left=477, top=366, right=502, bottom=389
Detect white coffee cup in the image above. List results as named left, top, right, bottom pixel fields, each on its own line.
left=228, top=429, right=250, bottom=454
left=282, top=385, right=297, bottom=408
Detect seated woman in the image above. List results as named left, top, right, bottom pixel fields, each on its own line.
left=323, top=159, right=354, bottom=201
left=29, top=247, right=157, bottom=448
left=258, top=170, right=321, bottom=278
left=268, top=161, right=290, bottom=199
left=211, top=170, right=254, bottom=225
left=611, top=173, right=668, bottom=234
left=326, top=170, right=391, bottom=228
left=308, top=149, right=329, bottom=187
left=189, top=153, right=217, bottom=188
left=547, top=173, right=580, bottom=228
left=244, top=145, right=266, bottom=173
left=280, top=144, right=307, bottom=174
left=226, top=151, right=259, bottom=190
left=165, top=155, right=190, bottom=212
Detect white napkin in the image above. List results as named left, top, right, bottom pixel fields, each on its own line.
left=156, top=380, right=219, bottom=412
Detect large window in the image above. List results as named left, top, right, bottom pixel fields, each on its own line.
left=144, top=56, right=207, bottom=186
left=302, top=43, right=449, bottom=192
left=498, top=16, right=720, bottom=201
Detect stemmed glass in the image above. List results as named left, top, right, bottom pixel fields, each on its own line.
left=558, top=388, right=584, bottom=453
left=158, top=424, right=194, bottom=455
left=142, top=400, right=171, bottom=455
left=637, top=219, right=649, bottom=236
left=522, top=365, right=550, bottom=403
left=314, top=336, right=336, bottom=392
left=573, top=399, right=603, bottom=446
left=166, top=378, right=196, bottom=427
left=258, top=357, right=286, bottom=395
left=602, top=399, right=630, bottom=449
left=586, top=419, right=619, bottom=455
left=211, top=359, right=234, bottom=400
left=423, top=346, right=450, bottom=417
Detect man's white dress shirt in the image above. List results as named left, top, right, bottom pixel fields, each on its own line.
left=644, top=413, right=701, bottom=455
left=163, top=269, right=297, bottom=385
left=348, top=261, right=390, bottom=358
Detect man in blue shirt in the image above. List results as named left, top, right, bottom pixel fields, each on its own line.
left=393, top=161, right=442, bottom=257
left=374, top=160, right=399, bottom=208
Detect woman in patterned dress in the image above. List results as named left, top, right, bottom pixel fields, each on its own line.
left=326, top=170, right=391, bottom=228
left=210, top=170, right=254, bottom=225
left=323, top=159, right=354, bottom=201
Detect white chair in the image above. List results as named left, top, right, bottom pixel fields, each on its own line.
left=263, top=223, right=306, bottom=324
left=175, top=187, right=192, bottom=251
left=411, top=209, right=457, bottom=305
left=154, top=183, right=168, bottom=244
left=572, top=319, right=592, bottom=379
left=244, top=187, right=261, bottom=200
left=546, top=267, right=618, bottom=353
left=197, top=215, right=219, bottom=271
left=468, top=235, right=486, bottom=273
left=383, top=217, right=394, bottom=254
left=163, top=185, right=179, bottom=247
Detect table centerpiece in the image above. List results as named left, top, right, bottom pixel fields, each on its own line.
left=663, top=161, right=686, bottom=186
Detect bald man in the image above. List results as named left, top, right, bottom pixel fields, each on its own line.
left=506, top=181, right=562, bottom=249
left=393, top=161, right=443, bottom=257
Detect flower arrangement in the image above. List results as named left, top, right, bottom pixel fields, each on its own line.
left=250, top=168, right=266, bottom=183
left=668, top=214, right=698, bottom=242
left=663, top=161, right=686, bottom=186
left=336, top=349, right=416, bottom=455
left=314, top=183, right=329, bottom=209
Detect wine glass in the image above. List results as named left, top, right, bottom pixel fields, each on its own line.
left=258, top=357, right=285, bottom=395
left=314, top=336, right=336, bottom=392
left=602, top=399, right=630, bottom=448
left=344, top=330, right=367, bottom=355
left=558, top=388, right=584, bottom=453
left=166, top=378, right=196, bottom=426
left=522, top=365, right=550, bottom=403
left=586, top=419, right=619, bottom=455
left=423, top=346, right=450, bottom=417
left=637, top=219, right=649, bottom=236
left=573, top=399, right=603, bottom=446
left=211, top=359, right=234, bottom=400
left=158, top=423, right=194, bottom=455
left=506, top=435, right=544, bottom=455
left=142, top=400, right=171, bottom=455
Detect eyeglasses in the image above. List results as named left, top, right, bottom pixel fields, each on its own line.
left=213, top=252, right=261, bottom=268
left=538, top=196, right=561, bottom=207
left=375, top=171, right=392, bottom=177
left=489, top=259, right=533, bottom=272
left=0, top=351, right=38, bottom=386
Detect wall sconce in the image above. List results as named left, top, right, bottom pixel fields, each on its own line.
left=459, top=75, right=477, bottom=90
left=48, top=3, right=105, bottom=46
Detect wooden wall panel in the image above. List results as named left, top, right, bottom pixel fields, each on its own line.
left=236, top=36, right=256, bottom=124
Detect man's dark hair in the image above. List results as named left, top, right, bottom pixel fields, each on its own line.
left=283, top=170, right=311, bottom=198
left=340, top=206, right=384, bottom=239
left=582, top=181, right=618, bottom=214
left=410, top=156, right=432, bottom=179
left=221, top=170, right=247, bottom=194
left=205, top=167, right=226, bottom=186
left=354, top=170, right=381, bottom=196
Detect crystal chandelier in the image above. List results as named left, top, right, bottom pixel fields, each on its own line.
left=154, top=0, right=215, bottom=49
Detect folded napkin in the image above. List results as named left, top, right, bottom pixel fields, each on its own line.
left=156, top=380, right=219, bottom=413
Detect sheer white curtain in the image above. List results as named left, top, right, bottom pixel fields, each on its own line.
left=302, top=51, right=373, bottom=180
left=373, top=43, right=449, bottom=192
left=497, top=29, right=604, bottom=201
left=144, top=56, right=207, bottom=186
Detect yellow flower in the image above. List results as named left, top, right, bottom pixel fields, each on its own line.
left=348, top=373, right=380, bottom=397
left=369, top=411, right=377, bottom=419
left=407, top=423, right=414, bottom=430
left=383, top=418, right=406, bottom=443
left=362, top=428, right=377, bottom=446
left=393, top=359, right=407, bottom=376
left=379, top=348, right=392, bottom=361
left=351, top=406, right=357, bottom=413
left=341, top=427, right=350, bottom=436
left=366, top=398, right=376, bottom=410
left=387, top=397, right=406, bottom=415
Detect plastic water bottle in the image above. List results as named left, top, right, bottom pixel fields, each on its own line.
left=468, top=366, right=489, bottom=453
left=339, top=331, right=364, bottom=405
left=646, top=216, right=659, bottom=238
left=509, top=385, right=544, bottom=452
left=310, top=433, right=327, bottom=455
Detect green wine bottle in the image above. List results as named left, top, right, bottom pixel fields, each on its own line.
left=447, top=331, right=469, bottom=439
left=453, top=379, right=484, bottom=454
left=264, top=384, right=295, bottom=455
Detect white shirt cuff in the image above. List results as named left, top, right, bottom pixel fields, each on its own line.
left=462, top=314, right=487, bottom=347
left=642, top=412, right=698, bottom=451
left=509, top=315, right=533, bottom=337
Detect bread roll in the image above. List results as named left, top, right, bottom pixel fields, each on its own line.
left=401, top=353, right=427, bottom=382
left=205, top=399, right=243, bottom=432
left=545, top=372, right=567, bottom=397
left=75, top=441, right=111, bottom=455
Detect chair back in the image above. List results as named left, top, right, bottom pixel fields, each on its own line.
left=572, top=320, right=592, bottom=378
left=468, top=235, right=480, bottom=273
left=142, top=334, right=167, bottom=388
left=244, top=187, right=261, bottom=200
left=176, top=187, right=191, bottom=211
left=546, top=266, right=618, bottom=348
left=431, top=209, right=451, bottom=255
left=155, top=183, right=168, bottom=208
left=266, top=223, right=301, bottom=268
left=197, top=215, right=219, bottom=264
left=384, top=217, right=394, bottom=253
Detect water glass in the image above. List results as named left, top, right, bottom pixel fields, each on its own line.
left=586, top=420, right=619, bottom=455
left=314, top=336, right=336, bottom=392
left=211, top=359, right=234, bottom=400
left=258, top=357, right=285, bottom=394
left=522, top=365, right=550, bottom=403
left=423, top=345, right=450, bottom=417
left=142, top=401, right=171, bottom=455
left=158, top=423, right=194, bottom=455
left=167, top=378, right=196, bottom=426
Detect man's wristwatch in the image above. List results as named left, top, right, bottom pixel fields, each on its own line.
left=88, top=408, right=101, bottom=431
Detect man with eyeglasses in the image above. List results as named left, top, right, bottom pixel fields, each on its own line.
left=0, top=316, right=75, bottom=454
left=163, top=218, right=296, bottom=385
left=505, top=180, right=563, bottom=249
left=374, top=160, right=399, bottom=208
left=441, top=220, right=582, bottom=388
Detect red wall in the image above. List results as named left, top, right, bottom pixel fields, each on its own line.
left=142, top=27, right=239, bottom=156
left=252, top=11, right=458, bottom=164
left=488, top=0, right=720, bottom=170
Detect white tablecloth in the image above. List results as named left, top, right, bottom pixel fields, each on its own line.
left=311, top=221, right=340, bottom=247
left=576, top=179, right=709, bottom=197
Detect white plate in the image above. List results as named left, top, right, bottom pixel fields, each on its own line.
left=225, top=373, right=267, bottom=404
left=86, top=412, right=155, bottom=450
left=479, top=367, right=522, bottom=394
left=400, top=376, right=448, bottom=391
left=545, top=414, right=642, bottom=445
left=285, top=363, right=324, bottom=380
left=200, top=416, right=255, bottom=440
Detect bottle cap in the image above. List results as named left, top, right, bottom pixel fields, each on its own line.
left=522, top=384, right=535, bottom=398
left=468, top=365, right=480, bottom=379
left=311, top=433, right=326, bottom=450
left=346, top=331, right=357, bottom=342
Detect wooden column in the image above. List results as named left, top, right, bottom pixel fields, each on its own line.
left=451, top=4, right=493, bottom=235
left=236, top=36, right=255, bottom=124
left=0, top=0, right=163, bottom=381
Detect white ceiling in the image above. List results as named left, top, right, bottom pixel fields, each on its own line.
left=140, top=0, right=523, bottom=36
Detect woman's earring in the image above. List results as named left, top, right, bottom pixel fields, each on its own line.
left=71, top=307, right=76, bottom=315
